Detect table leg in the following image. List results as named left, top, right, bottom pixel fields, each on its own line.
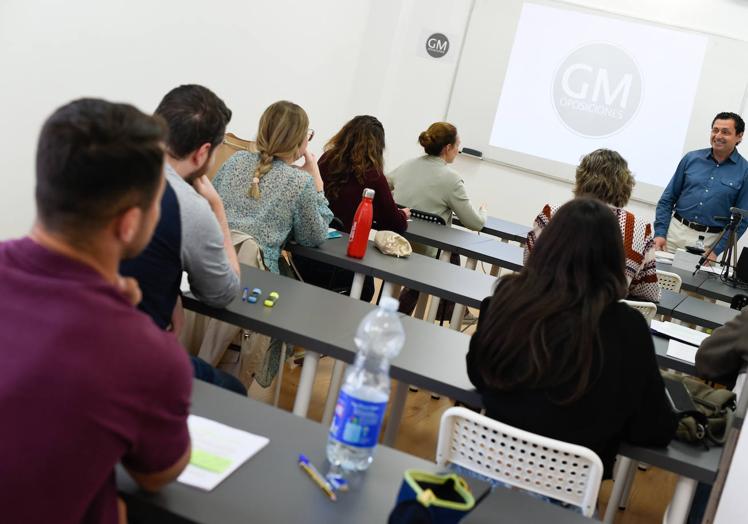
left=380, top=281, right=395, bottom=299
left=321, top=360, right=346, bottom=426
left=272, top=343, right=287, bottom=407
left=413, top=293, right=429, bottom=319
left=382, top=381, right=409, bottom=447
left=604, top=456, right=635, bottom=523
left=662, top=476, right=697, bottom=524
left=292, top=350, right=319, bottom=417
left=320, top=272, right=366, bottom=424
left=425, top=251, right=452, bottom=323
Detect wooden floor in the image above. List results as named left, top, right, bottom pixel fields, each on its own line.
left=249, top=342, right=678, bottom=523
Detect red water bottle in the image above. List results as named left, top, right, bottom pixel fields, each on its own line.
left=347, top=188, right=375, bottom=259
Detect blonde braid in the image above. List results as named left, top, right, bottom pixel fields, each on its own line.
left=249, top=151, right=274, bottom=199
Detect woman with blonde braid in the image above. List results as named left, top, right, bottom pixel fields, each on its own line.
left=213, top=101, right=333, bottom=273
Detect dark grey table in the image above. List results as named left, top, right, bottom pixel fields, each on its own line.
left=288, top=235, right=497, bottom=309
left=118, top=380, right=490, bottom=524
left=453, top=214, right=531, bottom=244
left=656, top=262, right=709, bottom=293
left=671, top=297, right=740, bottom=329
left=464, top=486, right=595, bottom=523
left=696, top=274, right=748, bottom=303
left=183, top=265, right=481, bottom=421
left=401, top=219, right=524, bottom=271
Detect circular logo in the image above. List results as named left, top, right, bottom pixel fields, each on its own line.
left=426, top=33, right=449, bottom=58
left=552, top=43, right=642, bottom=138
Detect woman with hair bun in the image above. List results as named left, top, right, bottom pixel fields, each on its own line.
left=388, top=122, right=486, bottom=257
left=213, top=100, right=333, bottom=274
left=388, top=122, right=486, bottom=316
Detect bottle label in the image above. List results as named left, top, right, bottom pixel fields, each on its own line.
left=329, top=390, right=387, bottom=448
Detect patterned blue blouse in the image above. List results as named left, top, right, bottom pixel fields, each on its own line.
left=213, top=151, right=333, bottom=273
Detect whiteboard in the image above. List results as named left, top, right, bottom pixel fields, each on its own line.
left=447, top=0, right=748, bottom=204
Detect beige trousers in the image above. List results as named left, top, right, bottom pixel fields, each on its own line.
left=665, top=218, right=722, bottom=254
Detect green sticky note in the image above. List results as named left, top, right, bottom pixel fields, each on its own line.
left=190, top=449, right=232, bottom=473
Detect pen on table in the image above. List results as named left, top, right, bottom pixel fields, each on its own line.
left=298, top=454, right=336, bottom=501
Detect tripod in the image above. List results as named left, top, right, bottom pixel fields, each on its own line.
left=693, top=210, right=743, bottom=284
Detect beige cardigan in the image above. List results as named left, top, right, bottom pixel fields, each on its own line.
left=388, top=155, right=486, bottom=230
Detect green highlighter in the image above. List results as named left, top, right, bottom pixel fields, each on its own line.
left=190, top=449, right=232, bottom=473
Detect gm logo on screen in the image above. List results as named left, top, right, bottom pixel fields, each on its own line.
left=552, top=43, right=642, bottom=138
left=426, top=33, right=450, bottom=58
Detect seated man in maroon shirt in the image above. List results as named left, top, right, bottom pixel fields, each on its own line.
left=0, top=99, right=193, bottom=524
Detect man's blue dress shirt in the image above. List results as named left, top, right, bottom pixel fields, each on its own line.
left=655, top=147, right=748, bottom=254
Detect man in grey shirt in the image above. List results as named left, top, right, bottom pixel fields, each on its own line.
left=120, top=84, right=241, bottom=392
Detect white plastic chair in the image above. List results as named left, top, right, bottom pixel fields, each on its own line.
left=436, top=407, right=603, bottom=517
left=657, top=270, right=683, bottom=293
left=620, top=299, right=657, bottom=324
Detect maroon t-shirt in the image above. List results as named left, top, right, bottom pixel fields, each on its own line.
left=0, top=237, right=192, bottom=524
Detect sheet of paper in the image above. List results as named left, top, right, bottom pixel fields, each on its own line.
left=177, top=415, right=269, bottom=491
left=655, top=251, right=674, bottom=264
left=651, top=319, right=709, bottom=346
left=666, top=339, right=698, bottom=365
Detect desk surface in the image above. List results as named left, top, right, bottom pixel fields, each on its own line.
left=697, top=274, right=748, bottom=302
left=288, top=235, right=497, bottom=308
left=453, top=214, right=531, bottom=244
left=670, top=297, right=740, bottom=329
left=118, top=381, right=490, bottom=524
left=184, top=266, right=717, bottom=488
left=184, top=265, right=482, bottom=406
left=463, top=486, right=595, bottom=523
left=402, top=220, right=524, bottom=271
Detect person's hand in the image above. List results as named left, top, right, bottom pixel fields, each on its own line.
left=479, top=203, right=487, bottom=212
left=298, top=150, right=323, bottom=191
left=402, top=207, right=411, bottom=219
left=193, top=175, right=222, bottom=209
left=654, top=236, right=667, bottom=251
left=706, top=251, right=718, bottom=264
left=116, top=275, right=142, bottom=306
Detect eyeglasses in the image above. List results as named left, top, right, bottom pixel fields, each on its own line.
left=307, top=129, right=315, bottom=142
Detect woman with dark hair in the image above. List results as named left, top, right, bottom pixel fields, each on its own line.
left=294, top=116, right=408, bottom=301
left=320, top=115, right=409, bottom=232
left=467, top=197, right=676, bottom=478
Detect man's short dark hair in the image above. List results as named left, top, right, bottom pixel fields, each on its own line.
left=712, top=112, right=745, bottom=135
left=155, top=84, right=232, bottom=159
left=35, top=98, right=166, bottom=236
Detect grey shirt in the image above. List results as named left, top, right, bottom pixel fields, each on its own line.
left=696, top=306, right=748, bottom=383
left=167, top=165, right=240, bottom=307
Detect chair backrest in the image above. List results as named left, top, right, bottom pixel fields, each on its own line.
left=656, top=270, right=683, bottom=293
left=620, top=299, right=657, bottom=323
left=436, top=407, right=603, bottom=517
left=408, top=208, right=446, bottom=226
left=206, top=132, right=257, bottom=181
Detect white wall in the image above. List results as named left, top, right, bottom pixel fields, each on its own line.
left=366, top=0, right=748, bottom=228
left=0, top=0, right=372, bottom=238
left=2, top=0, right=748, bottom=239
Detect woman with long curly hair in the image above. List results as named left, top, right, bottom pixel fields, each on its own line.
left=319, top=115, right=409, bottom=232
left=294, top=115, right=408, bottom=301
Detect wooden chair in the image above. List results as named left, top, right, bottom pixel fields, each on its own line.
left=206, top=132, right=257, bottom=181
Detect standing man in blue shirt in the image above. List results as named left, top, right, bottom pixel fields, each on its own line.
left=654, top=112, right=748, bottom=260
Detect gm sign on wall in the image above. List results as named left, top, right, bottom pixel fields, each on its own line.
left=418, top=30, right=457, bottom=63
left=552, top=43, right=643, bottom=137
left=426, top=33, right=450, bottom=58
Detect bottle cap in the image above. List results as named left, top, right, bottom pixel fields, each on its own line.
left=362, top=188, right=375, bottom=199
left=379, top=296, right=400, bottom=312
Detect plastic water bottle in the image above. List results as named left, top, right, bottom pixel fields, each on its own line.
left=326, top=297, right=405, bottom=471
left=695, top=235, right=706, bottom=251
